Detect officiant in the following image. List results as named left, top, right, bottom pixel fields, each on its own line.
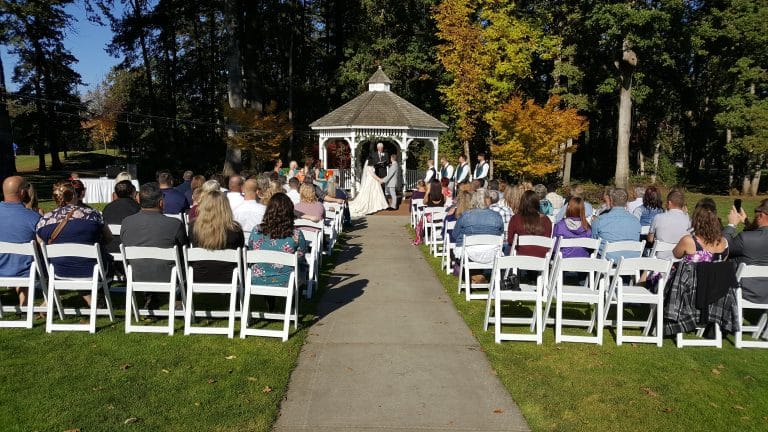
left=370, top=142, right=390, bottom=178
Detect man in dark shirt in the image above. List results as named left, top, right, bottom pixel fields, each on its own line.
left=102, top=180, right=140, bottom=255
left=176, top=170, right=194, bottom=204
left=121, top=183, right=188, bottom=286
left=157, top=170, right=189, bottom=214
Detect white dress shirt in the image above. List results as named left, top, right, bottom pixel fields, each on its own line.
left=233, top=200, right=267, bottom=233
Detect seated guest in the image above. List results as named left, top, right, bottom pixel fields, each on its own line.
left=36, top=181, right=112, bottom=306
left=102, top=180, right=140, bottom=255
left=440, top=177, right=452, bottom=199
left=121, top=183, right=188, bottom=284
left=247, top=193, right=307, bottom=288
left=226, top=175, right=245, bottom=210
left=446, top=190, right=473, bottom=222
left=647, top=190, right=690, bottom=259
left=533, top=184, right=553, bottom=216
left=21, top=182, right=44, bottom=215
left=234, top=179, right=267, bottom=233
left=286, top=177, right=301, bottom=204
left=71, top=179, right=88, bottom=207
left=595, top=187, right=614, bottom=217
left=188, top=191, right=244, bottom=283
left=176, top=170, right=194, bottom=203
left=591, top=188, right=641, bottom=261
left=627, top=186, right=646, bottom=214
left=506, top=184, right=524, bottom=215
left=0, top=176, right=42, bottom=306
left=555, top=184, right=593, bottom=222
left=157, top=170, right=189, bottom=214
left=287, top=161, right=300, bottom=179
left=633, top=186, right=664, bottom=227
left=209, top=173, right=229, bottom=192
left=294, top=184, right=325, bottom=228
left=411, top=180, right=427, bottom=202
left=508, top=190, right=553, bottom=258
left=451, top=190, right=504, bottom=247
left=115, top=171, right=132, bottom=182
left=725, top=199, right=768, bottom=304
left=488, top=190, right=512, bottom=228
left=553, top=196, right=593, bottom=258
left=546, top=186, right=565, bottom=214
left=302, top=176, right=345, bottom=205
left=672, top=198, right=728, bottom=262
left=424, top=180, right=445, bottom=208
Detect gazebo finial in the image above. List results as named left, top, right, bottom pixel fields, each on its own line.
left=367, top=67, right=392, bottom=92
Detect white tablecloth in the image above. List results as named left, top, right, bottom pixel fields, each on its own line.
left=80, top=178, right=140, bottom=204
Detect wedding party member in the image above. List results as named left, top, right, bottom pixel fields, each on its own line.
left=725, top=199, right=768, bottom=304
left=455, top=154, right=471, bottom=187
left=440, top=156, right=455, bottom=190
left=121, top=183, right=188, bottom=284
left=591, top=188, right=641, bottom=261
left=632, top=186, right=664, bottom=227
left=287, top=161, right=300, bottom=179
left=188, top=191, right=244, bottom=283
left=234, top=179, right=267, bottom=233
left=158, top=171, right=189, bottom=214
left=314, top=160, right=327, bottom=190
left=379, top=153, right=401, bottom=210
left=349, top=162, right=389, bottom=217
left=371, top=142, right=389, bottom=178
left=226, top=175, right=245, bottom=210
left=508, top=190, right=552, bottom=258
left=473, top=152, right=489, bottom=186
left=294, top=184, right=326, bottom=230
left=0, top=176, right=41, bottom=306
left=424, top=159, right=437, bottom=183
left=553, top=196, right=593, bottom=258
left=247, top=193, right=307, bottom=288
left=37, top=181, right=113, bottom=305
left=273, top=159, right=283, bottom=174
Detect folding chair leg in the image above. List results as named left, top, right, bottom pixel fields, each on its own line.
left=89, top=280, right=98, bottom=334
left=227, top=287, right=237, bottom=339
left=125, top=282, right=135, bottom=333
left=240, top=290, right=251, bottom=339
left=168, top=288, right=175, bottom=336
left=483, top=289, right=493, bottom=331
left=101, top=280, right=115, bottom=322
left=184, top=286, right=194, bottom=335
left=45, top=279, right=55, bottom=333
left=283, top=291, right=293, bottom=342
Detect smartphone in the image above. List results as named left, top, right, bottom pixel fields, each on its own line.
left=734, top=199, right=742, bottom=213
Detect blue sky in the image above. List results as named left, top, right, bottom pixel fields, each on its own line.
left=1, top=2, right=123, bottom=94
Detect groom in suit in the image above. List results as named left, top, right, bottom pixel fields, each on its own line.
left=379, top=153, right=401, bottom=210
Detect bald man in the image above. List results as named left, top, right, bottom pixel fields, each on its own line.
left=226, top=175, right=245, bottom=210
left=0, top=176, right=42, bottom=306
left=233, top=179, right=267, bottom=233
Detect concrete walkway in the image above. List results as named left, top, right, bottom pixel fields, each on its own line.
left=273, top=216, right=529, bottom=432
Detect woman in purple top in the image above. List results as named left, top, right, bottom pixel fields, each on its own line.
left=553, top=196, right=592, bottom=258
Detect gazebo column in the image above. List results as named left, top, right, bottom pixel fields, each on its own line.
left=401, top=134, right=410, bottom=187
left=349, top=135, right=357, bottom=197
left=432, top=138, right=439, bottom=169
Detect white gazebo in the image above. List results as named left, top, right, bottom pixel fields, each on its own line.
left=310, top=67, right=448, bottom=194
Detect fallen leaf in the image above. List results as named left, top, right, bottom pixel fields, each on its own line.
left=120, top=364, right=132, bottom=370
left=709, top=402, right=719, bottom=408
left=161, top=369, right=170, bottom=374
left=711, top=369, right=721, bottom=375
left=106, top=404, right=115, bottom=410
left=225, top=355, right=237, bottom=360
left=124, top=417, right=140, bottom=424
left=733, top=405, right=745, bottom=410
left=345, top=367, right=354, bottom=372
left=717, top=364, right=725, bottom=369
left=662, top=407, right=674, bottom=413
left=207, top=378, right=217, bottom=384
left=493, top=409, right=504, bottom=414
left=741, top=416, right=751, bottom=421
left=194, top=402, right=201, bottom=407
left=63, top=429, right=81, bottom=432
left=247, top=376, right=258, bottom=382
left=262, top=386, right=273, bottom=393
left=640, top=387, right=658, bottom=397
left=744, top=375, right=756, bottom=381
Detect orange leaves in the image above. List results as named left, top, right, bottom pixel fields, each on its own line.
left=487, top=95, right=587, bottom=179
left=224, top=101, right=292, bottom=163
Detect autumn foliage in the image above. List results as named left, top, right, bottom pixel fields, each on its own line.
left=224, top=101, right=292, bottom=165
left=486, top=96, right=587, bottom=179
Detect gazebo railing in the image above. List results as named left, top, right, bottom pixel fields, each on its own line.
left=328, top=168, right=424, bottom=192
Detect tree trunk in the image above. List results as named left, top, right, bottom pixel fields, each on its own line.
left=223, top=0, right=243, bottom=176
left=651, top=139, right=660, bottom=184
left=615, top=40, right=637, bottom=189
left=0, top=52, right=16, bottom=181
left=750, top=170, right=761, bottom=196
left=742, top=175, right=751, bottom=196
left=563, top=138, right=573, bottom=187
left=638, top=151, right=645, bottom=177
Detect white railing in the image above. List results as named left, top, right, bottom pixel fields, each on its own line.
left=328, top=168, right=424, bottom=192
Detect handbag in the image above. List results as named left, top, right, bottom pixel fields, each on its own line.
left=501, top=272, right=520, bottom=291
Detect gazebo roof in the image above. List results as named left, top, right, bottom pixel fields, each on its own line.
left=310, top=67, right=448, bottom=131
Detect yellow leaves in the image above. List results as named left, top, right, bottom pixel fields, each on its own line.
left=487, top=95, right=588, bottom=179
left=223, top=101, right=292, bottom=163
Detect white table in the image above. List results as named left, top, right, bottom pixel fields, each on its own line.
left=80, top=178, right=140, bottom=204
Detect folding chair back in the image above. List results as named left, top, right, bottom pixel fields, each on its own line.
left=511, top=234, right=556, bottom=256
left=649, top=241, right=677, bottom=260
left=241, top=249, right=299, bottom=341
left=184, top=247, right=243, bottom=338
left=735, top=263, right=768, bottom=348
left=457, top=234, right=504, bottom=301
left=410, top=198, right=424, bottom=227
left=294, top=223, right=322, bottom=299
left=42, top=242, right=115, bottom=333
left=0, top=241, right=44, bottom=328
left=122, top=245, right=181, bottom=334
left=441, top=220, right=458, bottom=274
left=554, top=236, right=601, bottom=258
left=603, top=240, right=646, bottom=258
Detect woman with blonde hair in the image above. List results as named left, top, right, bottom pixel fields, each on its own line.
left=294, top=184, right=325, bottom=231
left=505, top=184, right=525, bottom=214
left=22, top=183, right=44, bottom=215
left=188, top=190, right=244, bottom=282
left=260, top=180, right=283, bottom=205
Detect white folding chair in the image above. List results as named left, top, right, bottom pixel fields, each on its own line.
left=640, top=225, right=650, bottom=236
left=42, top=243, right=115, bottom=333
left=483, top=254, right=550, bottom=344
left=457, top=234, right=503, bottom=301
left=511, top=234, right=556, bottom=257
left=553, top=237, right=601, bottom=259
left=605, top=257, right=671, bottom=346
left=423, top=208, right=446, bottom=257
left=735, top=263, right=768, bottom=349
left=184, top=247, right=243, bottom=338
left=441, top=220, right=457, bottom=275
left=603, top=240, right=646, bottom=260
left=122, top=245, right=183, bottom=335
left=410, top=198, right=424, bottom=227
left=295, top=219, right=324, bottom=299
left=0, top=241, right=49, bottom=328
left=551, top=255, right=612, bottom=344
left=241, top=250, right=299, bottom=341
left=649, top=240, right=678, bottom=261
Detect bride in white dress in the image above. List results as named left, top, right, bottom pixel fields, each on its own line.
left=349, top=161, right=390, bottom=217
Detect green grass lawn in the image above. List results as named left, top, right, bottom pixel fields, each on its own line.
left=416, top=237, right=768, bottom=432
left=0, top=239, right=342, bottom=431
left=15, top=149, right=123, bottom=173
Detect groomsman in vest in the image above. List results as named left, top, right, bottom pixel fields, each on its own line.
left=455, top=154, right=471, bottom=194
left=440, top=156, right=455, bottom=191
left=424, top=159, right=437, bottom=183
left=473, top=151, right=489, bottom=187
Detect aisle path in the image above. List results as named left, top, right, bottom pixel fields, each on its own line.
left=273, top=216, right=529, bottom=432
